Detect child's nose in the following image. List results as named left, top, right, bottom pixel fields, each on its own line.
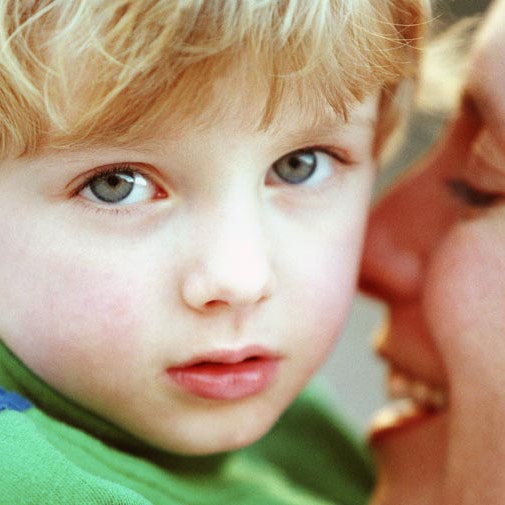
left=180, top=203, right=277, bottom=312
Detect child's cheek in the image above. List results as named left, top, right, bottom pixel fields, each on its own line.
left=280, top=225, right=365, bottom=382
left=0, top=227, right=148, bottom=391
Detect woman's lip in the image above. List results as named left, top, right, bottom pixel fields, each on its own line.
left=371, top=324, right=449, bottom=445
left=167, top=346, right=281, bottom=400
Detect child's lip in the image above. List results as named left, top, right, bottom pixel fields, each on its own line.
left=171, top=345, right=280, bottom=367
left=167, top=346, right=281, bottom=400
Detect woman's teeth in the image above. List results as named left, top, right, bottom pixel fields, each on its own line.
left=368, top=370, right=447, bottom=441
left=388, top=370, right=446, bottom=409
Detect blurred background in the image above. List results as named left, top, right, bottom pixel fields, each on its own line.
left=314, top=0, right=491, bottom=433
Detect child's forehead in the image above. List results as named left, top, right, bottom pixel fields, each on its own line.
left=46, top=80, right=376, bottom=155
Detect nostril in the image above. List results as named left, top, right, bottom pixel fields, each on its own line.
left=204, top=300, right=226, bottom=309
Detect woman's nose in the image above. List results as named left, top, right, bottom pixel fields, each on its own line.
left=360, top=108, right=479, bottom=302
left=181, top=203, right=277, bottom=312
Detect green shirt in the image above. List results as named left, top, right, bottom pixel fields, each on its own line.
left=0, top=342, right=374, bottom=504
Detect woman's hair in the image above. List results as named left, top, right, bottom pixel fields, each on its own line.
left=0, top=0, right=430, bottom=157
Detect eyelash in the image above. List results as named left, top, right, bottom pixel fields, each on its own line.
left=72, top=163, right=148, bottom=193
left=446, top=178, right=502, bottom=208
left=309, top=146, right=352, bottom=166
left=72, top=162, right=167, bottom=213
left=269, top=146, right=352, bottom=186
left=68, top=163, right=165, bottom=218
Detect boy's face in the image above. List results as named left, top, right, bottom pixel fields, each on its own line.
left=0, top=79, right=378, bottom=455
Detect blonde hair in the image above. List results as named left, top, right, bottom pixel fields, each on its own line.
left=418, top=16, right=479, bottom=114
left=0, top=0, right=430, bottom=157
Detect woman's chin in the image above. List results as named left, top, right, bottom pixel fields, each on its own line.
left=368, top=410, right=448, bottom=505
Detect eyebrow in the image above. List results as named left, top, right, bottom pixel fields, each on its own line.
left=273, top=115, right=377, bottom=149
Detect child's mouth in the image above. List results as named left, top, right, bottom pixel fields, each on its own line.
left=167, top=347, right=281, bottom=400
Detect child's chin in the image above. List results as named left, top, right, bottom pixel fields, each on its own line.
left=165, top=429, right=268, bottom=456
left=135, top=419, right=273, bottom=457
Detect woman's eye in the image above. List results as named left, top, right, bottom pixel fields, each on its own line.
left=270, top=149, right=337, bottom=186
left=79, top=169, right=161, bottom=205
left=446, top=178, right=501, bottom=208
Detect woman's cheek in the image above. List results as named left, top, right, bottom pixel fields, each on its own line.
left=423, top=217, right=505, bottom=390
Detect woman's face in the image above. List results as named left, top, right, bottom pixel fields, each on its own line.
left=360, top=108, right=505, bottom=505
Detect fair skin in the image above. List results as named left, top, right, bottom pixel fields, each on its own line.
left=0, top=68, right=379, bottom=456
left=360, top=0, right=505, bottom=503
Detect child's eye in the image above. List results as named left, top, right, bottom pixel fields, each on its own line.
left=269, top=149, right=342, bottom=186
left=446, top=178, right=502, bottom=208
left=78, top=167, right=163, bottom=205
